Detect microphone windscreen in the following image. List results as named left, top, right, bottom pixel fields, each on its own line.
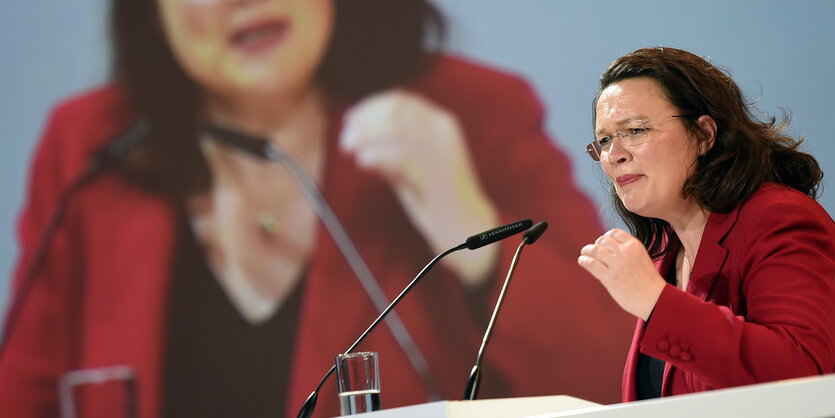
left=465, top=219, right=533, bottom=250
left=523, top=221, right=548, bottom=245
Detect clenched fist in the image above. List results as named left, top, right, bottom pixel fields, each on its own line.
left=578, top=228, right=666, bottom=319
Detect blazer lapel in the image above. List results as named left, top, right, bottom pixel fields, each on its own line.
left=687, top=207, right=740, bottom=301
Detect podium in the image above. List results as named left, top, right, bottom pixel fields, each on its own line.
left=345, top=394, right=599, bottom=418
left=346, top=373, right=835, bottom=418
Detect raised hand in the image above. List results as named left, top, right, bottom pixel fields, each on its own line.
left=578, top=228, right=666, bottom=319
left=340, top=89, right=499, bottom=287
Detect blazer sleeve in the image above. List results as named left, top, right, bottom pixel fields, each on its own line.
left=641, top=194, right=835, bottom=388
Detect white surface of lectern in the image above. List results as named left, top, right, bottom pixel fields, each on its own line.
left=342, top=394, right=599, bottom=418
left=341, top=373, right=835, bottom=418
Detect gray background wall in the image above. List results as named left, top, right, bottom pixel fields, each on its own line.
left=2, top=0, right=834, bottom=317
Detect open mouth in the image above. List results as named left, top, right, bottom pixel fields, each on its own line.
left=231, top=20, right=289, bottom=52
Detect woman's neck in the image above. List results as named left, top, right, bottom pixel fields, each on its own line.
left=668, top=203, right=710, bottom=269
left=189, top=86, right=329, bottom=323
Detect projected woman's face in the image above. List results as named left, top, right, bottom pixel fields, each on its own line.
left=156, top=0, right=334, bottom=99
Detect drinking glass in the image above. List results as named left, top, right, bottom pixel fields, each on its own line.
left=335, top=352, right=381, bottom=415
left=59, top=365, right=137, bottom=418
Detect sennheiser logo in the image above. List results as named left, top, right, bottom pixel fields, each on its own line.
left=480, top=222, right=523, bottom=240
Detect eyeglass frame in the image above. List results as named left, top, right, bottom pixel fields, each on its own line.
left=585, top=114, right=692, bottom=162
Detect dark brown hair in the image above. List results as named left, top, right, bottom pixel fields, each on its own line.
left=593, top=46, right=823, bottom=258
left=111, top=0, right=446, bottom=198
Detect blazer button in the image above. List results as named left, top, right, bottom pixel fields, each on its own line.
left=680, top=352, right=692, bottom=362
left=669, top=345, right=681, bottom=357
left=657, top=340, right=670, bottom=352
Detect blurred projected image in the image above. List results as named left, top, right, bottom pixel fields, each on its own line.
left=0, top=1, right=632, bottom=417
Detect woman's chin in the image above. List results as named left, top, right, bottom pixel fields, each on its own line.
left=221, top=75, right=310, bottom=102
left=621, top=198, right=648, bottom=217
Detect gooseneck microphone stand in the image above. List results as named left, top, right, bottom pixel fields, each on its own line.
left=0, top=119, right=151, bottom=362
left=463, top=221, right=549, bottom=401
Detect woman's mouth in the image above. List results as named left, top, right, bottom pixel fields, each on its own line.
left=231, top=20, right=289, bottom=53
left=616, top=174, right=643, bottom=187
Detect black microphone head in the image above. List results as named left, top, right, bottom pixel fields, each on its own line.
left=465, top=219, right=533, bottom=250
left=523, top=221, right=548, bottom=245
left=205, top=124, right=276, bottom=160
left=88, top=118, right=152, bottom=173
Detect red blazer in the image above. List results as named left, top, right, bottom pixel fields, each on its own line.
left=1, top=56, right=634, bottom=418
left=622, top=183, right=835, bottom=401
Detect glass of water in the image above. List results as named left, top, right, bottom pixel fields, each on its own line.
left=58, top=365, right=137, bottom=418
left=335, top=352, right=381, bottom=415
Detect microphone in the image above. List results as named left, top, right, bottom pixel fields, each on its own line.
left=465, top=219, right=535, bottom=250
left=296, top=219, right=533, bottom=418
left=463, top=221, right=548, bottom=401
left=0, top=118, right=151, bottom=357
left=205, top=123, right=446, bottom=398
left=86, top=119, right=152, bottom=175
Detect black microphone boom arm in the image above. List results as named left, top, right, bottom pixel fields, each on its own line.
left=0, top=119, right=151, bottom=359
left=463, top=221, right=548, bottom=401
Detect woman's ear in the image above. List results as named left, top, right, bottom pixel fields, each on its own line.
left=696, top=115, right=717, bottom=156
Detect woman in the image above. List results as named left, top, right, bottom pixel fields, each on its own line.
left=0, top=0, right=633, bottom=417
left=578, top=46, right=835, bottom=401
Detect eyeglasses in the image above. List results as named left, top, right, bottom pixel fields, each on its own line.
left=585, top=115, right=689, bottom=162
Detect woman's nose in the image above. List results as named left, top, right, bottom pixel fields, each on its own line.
left=603, top=137, right=630, bottom=164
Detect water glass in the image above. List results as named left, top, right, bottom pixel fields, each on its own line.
left=59, top=365, right=137, bottom=418
left=335, top=352, right=381, bottom=415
